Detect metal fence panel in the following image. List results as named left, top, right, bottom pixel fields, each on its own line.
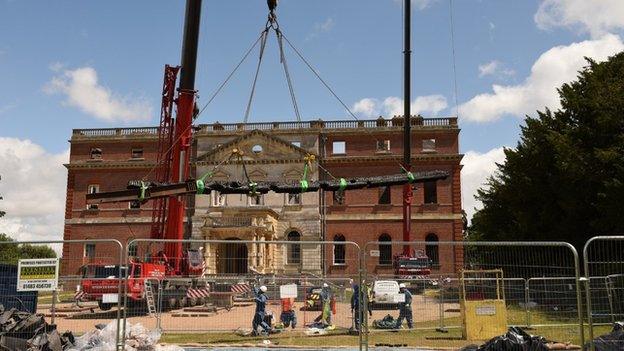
left=124, top=239, right=362, bottom=348
left=0, top=239, right=123, bottom=349
left=362, top=241, right=583, bottom=349
left=583, top=235, right=624, bottom=349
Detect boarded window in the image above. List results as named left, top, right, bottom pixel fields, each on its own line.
left=288, top=193, right=301, bottom=205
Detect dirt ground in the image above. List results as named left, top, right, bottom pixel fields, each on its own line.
left=43, top=295, right=459, bottom=334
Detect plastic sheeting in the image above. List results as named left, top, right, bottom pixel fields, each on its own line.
left=460, top=327, right=550, bottom=351
left=584, top=322, right=624, bottom=351
left=67, top=321, right=184, bottom=351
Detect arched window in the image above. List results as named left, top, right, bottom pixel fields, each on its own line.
left=425, top=233, right=439, bottom=267
left=128, top=242, right=138, bottom=258
left=287, top=231, right=301, bottom=264
left=333, top=235, right=346, bottom=265
left=378, top=234, right=392, bottom=265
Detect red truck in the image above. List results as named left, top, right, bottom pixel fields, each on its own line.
left=79, top=249, right=205, bottom=311
left=394, top=249, right=432, bottom=278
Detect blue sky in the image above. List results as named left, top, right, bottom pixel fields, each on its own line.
left=1, top=0, right=623, bottom=241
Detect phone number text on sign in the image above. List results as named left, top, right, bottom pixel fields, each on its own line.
left=17, top=258, right=59, bottom=292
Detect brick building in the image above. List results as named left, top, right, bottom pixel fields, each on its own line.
left=62, top=117, right=462, bottom=276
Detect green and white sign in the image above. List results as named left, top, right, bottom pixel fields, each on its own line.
left=17, top=258, right=59, bottom=292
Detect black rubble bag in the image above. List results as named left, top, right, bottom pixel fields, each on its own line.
left=372, top=314, right=397, bottom=330
left=460, top=327, right=550, bottom=351
left=584, top=322, right=624, bottom=351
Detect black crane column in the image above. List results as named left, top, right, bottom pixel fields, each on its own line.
left=402, top=0, right=412, bottom=256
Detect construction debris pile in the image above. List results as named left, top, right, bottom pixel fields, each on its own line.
left=67, top=321, right=184, bottom=351
left=0, top=304, right=74, bottom=351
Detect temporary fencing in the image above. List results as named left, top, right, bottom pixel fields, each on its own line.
left=362, top=241, right=583, bottom=349
left=10, top=237, right=624, bottom=350
left=0, top=239, right=124, bottom=349
left=123, top=239, right=362, bottom=343
left=583, top=235, right=624, bottom=349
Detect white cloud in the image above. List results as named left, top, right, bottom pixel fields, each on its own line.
left=460, top=34, right=624, bottom=122
left=461, top=147, right=507, bottom=222
left=0, top=138, right=68, bottom=243
left=535, top=0, right=624, bottom=38
left=352, top=98, right=380, bottom=117
left=352, top=95, right=448, bottom=118
left=478, top=60, right=515, bottom=78
left=44, top=66, right=152, bottom=123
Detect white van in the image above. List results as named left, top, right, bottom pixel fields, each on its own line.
left=372, top=280, right=400, bottom=309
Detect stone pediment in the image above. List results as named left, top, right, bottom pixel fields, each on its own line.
left=197, top=129, right=315, bottom=163
left=282, top=167, right=304, bottom=179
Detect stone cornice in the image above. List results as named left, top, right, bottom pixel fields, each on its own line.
left=196, top=158, right=308, bottom=166
left=321, top=154, right=464, bottom=164
left=326, top=213, right=462, bottom=221
left=64, top=161, right=156, bottom=170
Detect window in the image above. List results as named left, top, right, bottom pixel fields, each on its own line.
left=424, top=180, right=438, bottom=204
left=252, top=144, right=263, bottom=154
left=379, top=234, right=392, bottom=265
left=129, top=200, right=141, bottom=209
left=90, top=148, right=102, bottom=159
left=422, top=139, right=436, bottom=152
left=333, top=235, right=346, bottom=265
left=332, top=141, right=346, bottom=155
left=333, top=191, right=345, bottom=205
left=249, top=194, right=264, bottom=206
left=291, top=141, right=301, bottom=148
left=211, top=191, right=226, bottom=207
left=87, top=185, right=99, bottom=210
left=376, top=140, right=390, bottom=152
left=84, top=243, right=96, bottom=260
left=287, top=231, right=301, bottom=264
left=287, top=193, right=301, bottom=205
left=128, top=242, right=138, bottom=257
left=378, top=186, right=391, bottom=205
left=131, top=148, right=143, bottom=159
left=425, top=233, right=439, bottom=266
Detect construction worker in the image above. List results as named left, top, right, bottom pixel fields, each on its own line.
left=350, top=279, right=361, bottom=331
left=314, top=283, right=333, bottom=327
left=280, top=297, right=297, bottom=329
left=394, top=283, right=413, bottom=329
left=252, top=285, right=272, bottom=336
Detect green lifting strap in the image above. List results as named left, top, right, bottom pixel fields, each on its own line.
left=196, top=179, right=206, bottom=195
left=139, top=181, right=148, bottom=201
left=339, top=178, right=347, bottom=191
left=300, top=180, right=309, bottom=193
left=249, top=182, right=258, bottom=196
left=407, top=172, right=415, bottom=183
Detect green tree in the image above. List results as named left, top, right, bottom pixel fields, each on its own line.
left=0, top=234, right=56, bottom=265
left=470, top=52, right=624, bottom=254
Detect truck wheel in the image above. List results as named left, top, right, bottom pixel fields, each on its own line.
left=179, top=297, right=188, bottom=308
left=189, top=297, right=198, bottom=306
left=168, top=298, right=177, bottom=310
left=98, top=301, right=113, bottom=311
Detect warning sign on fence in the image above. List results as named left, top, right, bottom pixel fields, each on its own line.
left=17, top=258, right=59, bottom=292
left=280, top=284, right=298, bottom=299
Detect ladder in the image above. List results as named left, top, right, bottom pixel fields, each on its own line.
left=144, top=280, right=157, bottom=317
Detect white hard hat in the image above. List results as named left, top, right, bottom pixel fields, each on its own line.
left=323, top=283, right=329, bottom=288
left=399, top=283, right=406, bottom=289
left=260, top=285, right=268, bottom=292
